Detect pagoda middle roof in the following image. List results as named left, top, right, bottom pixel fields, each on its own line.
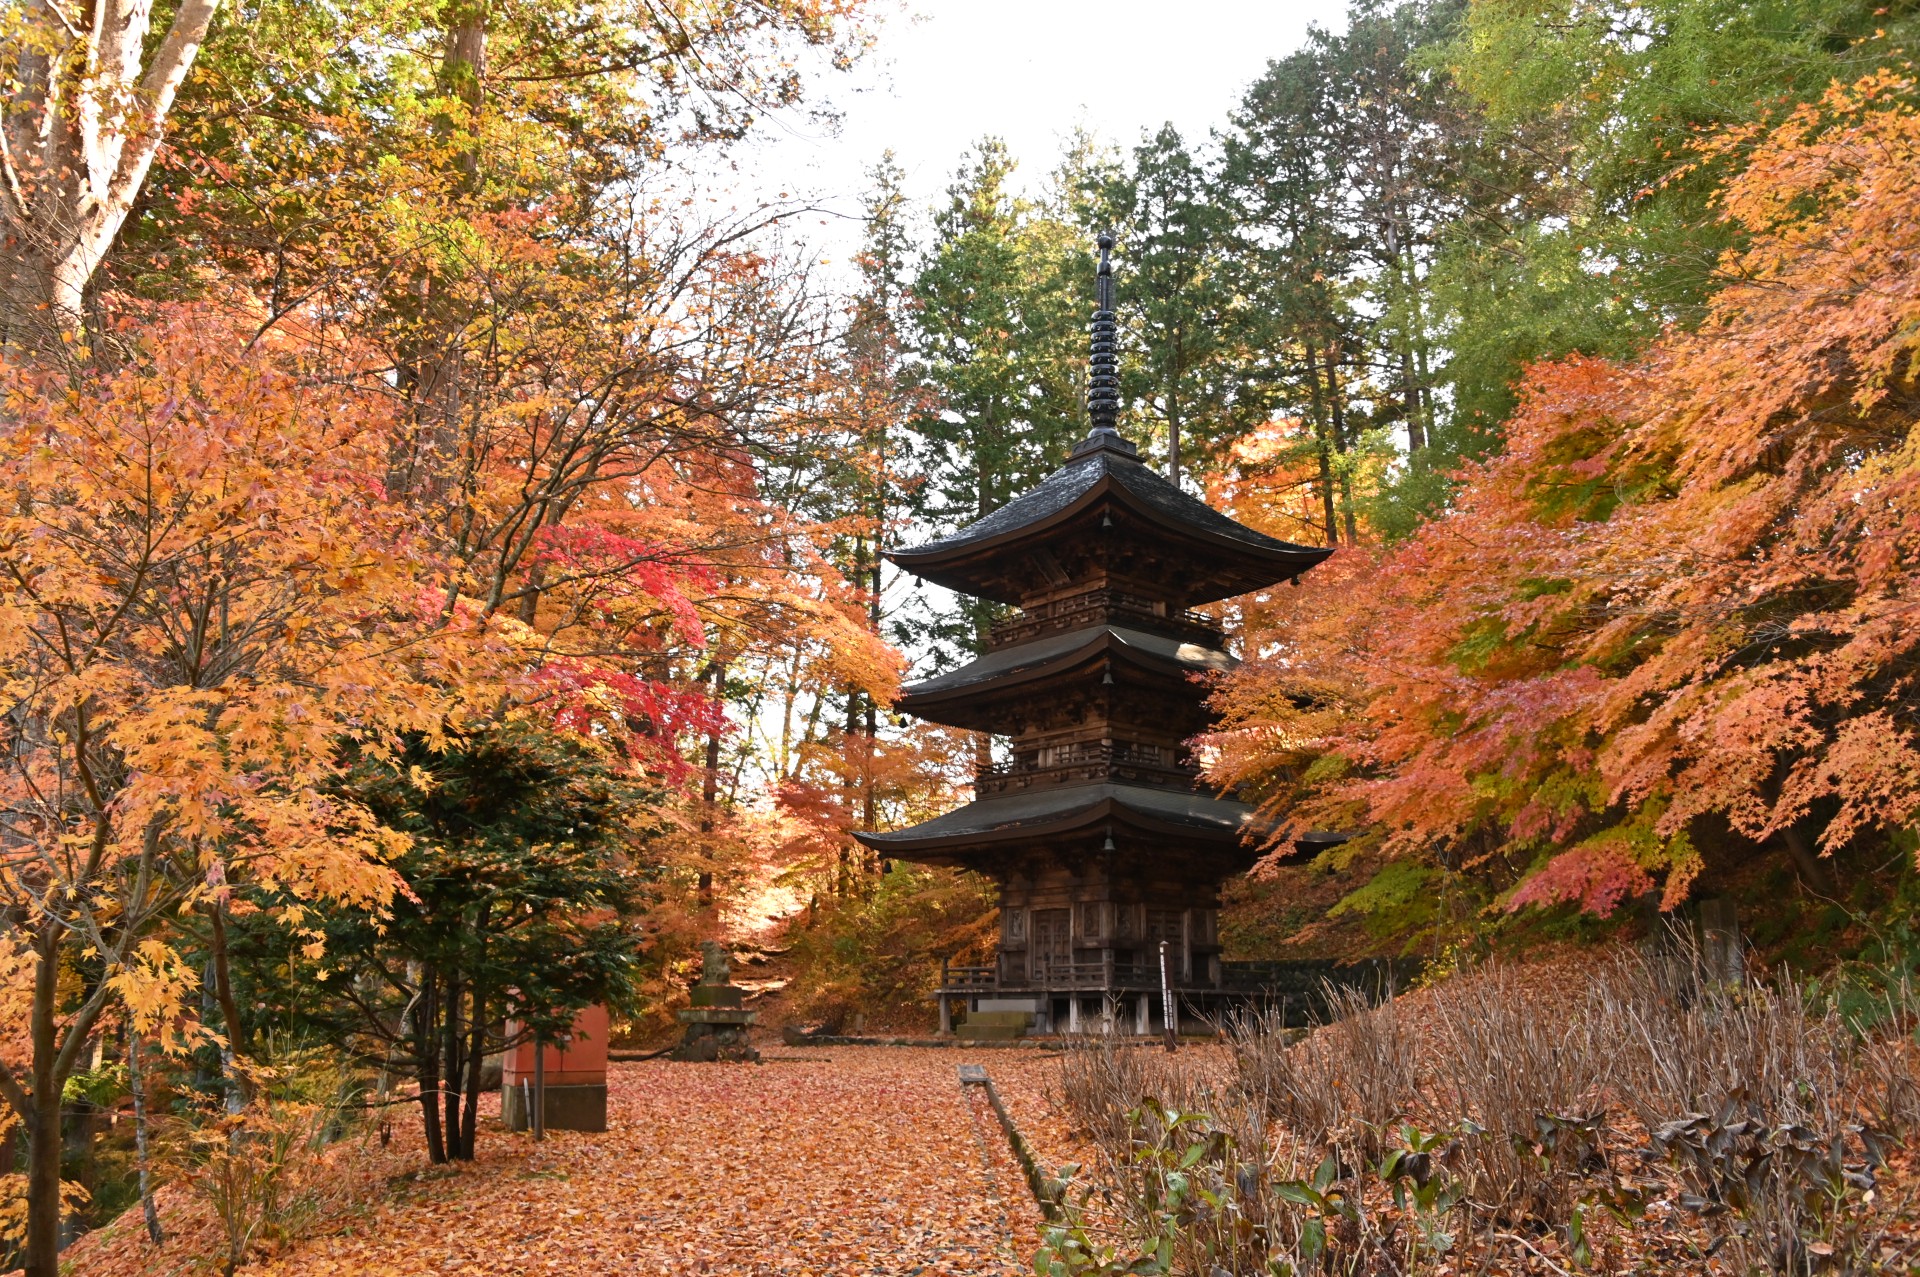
left=900, top=624, right=1234, bottom=721
left=889, top=434, right=1332, bottom=605
left=853, top=779, right=1264, bottom=859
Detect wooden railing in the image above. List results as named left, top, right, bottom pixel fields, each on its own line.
left=988, top=590, right=1221, bottom=650
left=1031, top=960, right=1157, bottom=989
left=975, top=742, right=1197, bottom=797
left=941, top=963, right=998, bottom=990
left=939, top=958, right=1216, bottom=993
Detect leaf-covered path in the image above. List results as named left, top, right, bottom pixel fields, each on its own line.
left=253, top=1049, right=1045, bottom=1276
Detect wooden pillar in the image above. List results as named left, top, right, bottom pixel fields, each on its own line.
left=937, top=960, right=953, bottom=1035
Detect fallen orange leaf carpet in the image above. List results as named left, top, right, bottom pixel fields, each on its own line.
left=69, top=1050, right=1047, bottom=1276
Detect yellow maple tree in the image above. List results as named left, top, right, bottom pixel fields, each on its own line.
left=0, top=308, right=509, bottom=1276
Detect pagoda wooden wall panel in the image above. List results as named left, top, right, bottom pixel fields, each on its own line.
left=1076, top=899, right=1114, bottom=948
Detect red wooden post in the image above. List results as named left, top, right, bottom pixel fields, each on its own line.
left=502, top=1005, right=609, bottom=1133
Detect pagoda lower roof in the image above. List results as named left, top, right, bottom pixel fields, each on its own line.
left=888, top=432, right=1332, bottom=606
left=898, top=624, right=1234, bottom=728
left=852, top=779, right=1264, bottom=863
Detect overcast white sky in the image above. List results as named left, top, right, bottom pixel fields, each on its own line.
left=718, top=0, right=1353, bottom=262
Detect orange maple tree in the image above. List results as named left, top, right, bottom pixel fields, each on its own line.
left=0, top=309, right=510, bottom=1275
left=1210, top=70, right=1920, bottom=915
left=0, top=0, right=906, bottom=1267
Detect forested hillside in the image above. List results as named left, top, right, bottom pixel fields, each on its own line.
left=831, top=0, right=1920, bottom=970
left=1, top=0, right=1918, bottom=1271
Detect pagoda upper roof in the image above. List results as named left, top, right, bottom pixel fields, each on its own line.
left=898, top=623, right=1234, bottom=730
left=852, top=779, right=1266, bottom=865
left=889, top=430, right=1332, bottom=606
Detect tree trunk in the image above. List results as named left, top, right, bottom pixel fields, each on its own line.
left=1326, top=350, right=1359, bottom=545
left=699, top=660, right=723, bottom=904
left=416, top=974, right=446, bottom=1164
left=0, top=0, right=224, bottom=349
left=863, top=556, right=880, bottom=834
left=458, top=989, right=486, bottom=1160
left=0, top=251, right=71, bottom=356
left=1389, top=238, right=1428, bottom=455
left=390, top=3, right=490, bottom=497
left=1167, top=382, right=1182, bottom=487
left=1404, top=232, right=1437, bottom=452
left=438, top=3, right=490, bottom=188
left=1781, top=822, right=1838, bottom=897
left=842, top=666, right=861, bottom=887
left=1302, top=341, right=1338, bottom=548
left=441, top=974, right=463, bottom=1157
left=23, top=927, right=62, bottom=1277
left=1400, top=343, right=1425, bottom=454
left=128, top=1030, right=162, bottom=1245
left=23, top=1082, right=61, bottom=1277
left=206, top=903, right=250, bottom=1111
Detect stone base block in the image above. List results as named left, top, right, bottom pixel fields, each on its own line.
left=671, top=1021, right=760, bottom=1063
left=502, top=1081, right=607, bottom=1133
left=972, top=996, right=1044, bottom=1013
left=678, top=1006, right=755, bottom=1026
left=957, top=1023, right=1026, bottom=1041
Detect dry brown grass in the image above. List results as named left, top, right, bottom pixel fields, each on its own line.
left=1227, top=983, right=1417, bottom=1160
left=1041, top=936, right=1920, bottom=1275
left=1050, top=1034, right=1227, bottom=1150
left=1593, top=941, right=1920, bottom=1138
left=1423, top=962, right=1613, bottom=1224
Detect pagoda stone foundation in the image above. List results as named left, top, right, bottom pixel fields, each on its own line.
left=860, top=233, right=1336, bottom=1039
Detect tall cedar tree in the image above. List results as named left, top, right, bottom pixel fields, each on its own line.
left=1111, top=126, right=1235, bottom=487
left=908, top=139, right=1087, bottom=660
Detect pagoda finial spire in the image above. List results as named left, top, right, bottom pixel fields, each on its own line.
left=1087, top=231, right=1120, bottom=434
left=1075, top=231, right=1137, bottom=459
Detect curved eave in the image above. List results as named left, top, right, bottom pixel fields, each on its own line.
left=889, top=464, right=1331, bottom=604
left=853, top=782, right=1266, bottom=860
left=897, top=626, right=1234, bottom=730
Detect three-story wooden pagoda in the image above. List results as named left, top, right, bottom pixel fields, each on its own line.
left=857, top=235, right=1332, bottom=1036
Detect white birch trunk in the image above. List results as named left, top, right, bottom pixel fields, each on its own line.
left=0, top=0, right=223, bottom=342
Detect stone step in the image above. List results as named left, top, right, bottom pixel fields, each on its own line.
left=957, top=1023, right=1027, bottom=1041
left=964, top=1011, right=1035, bottom=1028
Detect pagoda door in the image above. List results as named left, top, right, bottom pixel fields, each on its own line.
left=1031, top=908, right=1071, bottom=982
